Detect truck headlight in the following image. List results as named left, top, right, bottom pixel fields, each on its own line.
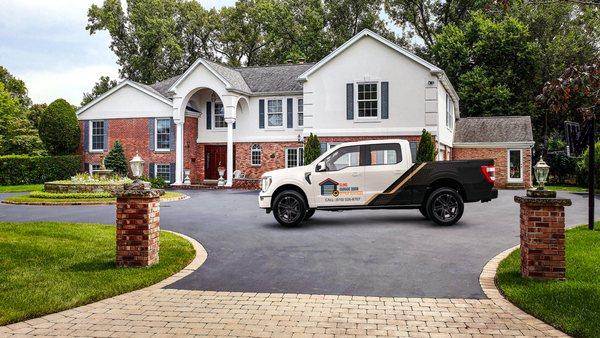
left=261, top=176, right=272, bottom=192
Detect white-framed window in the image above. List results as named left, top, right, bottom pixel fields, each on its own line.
left=267, top=99, right=283, bottom=127
left=214, top=102, right=227, bottom=128
left=297, top=98, right=304, bottom=127
left=155, top=164, right=171, bottom=183
left=89, top=164, right=101, bottom=174
left=285, top=147, right=304, bottom=168
left=357, top=83, right=378, bottom=118
left=409, top=141, right=418, bottom=163
left=446, top=94, right=454, bottom=129
left=508, top=149, right=523, bottom=182
left=155, top=118, right=171, bottom=150
left=90, top=120, right=105, bottom=151
left=251, top=144, right=261, bottom=166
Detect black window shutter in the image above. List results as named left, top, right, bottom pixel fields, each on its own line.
left=286, top=98, right=293, bottom=128
left=149, top=162, right=155, bottom=178
left=84, top=162, right=90, bottom=173
left=169, top=163, right=176, bottom=183
left=319, top=142, right=328, bottom=154
left=206, top=101, right=212, bottom=130
left=381, top=82, right=389, bottom=119
left=259, top=99, right=265, bottom=129
left=148, top=118, right=155, bottom=151
left=103, top=120, right=109, bottom=151
left=346, top=83, right=354, bottom=120
left=83, top=121, right=89, bottom=152
left=170, top=118, right=176, bottom=151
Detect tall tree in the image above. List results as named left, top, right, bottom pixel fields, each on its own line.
left=81, top=76, right=118, bottom=106
left=87, top=0, right=216, bottom=83
left=38, top=99, right=80, bottom=155
left=0, top=66, right=31, bottom=107
left=430, top=13, right=540, bottom=117
left=0, top=83, right=45, bottom=156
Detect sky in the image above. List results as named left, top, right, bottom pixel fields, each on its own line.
left=0, top=0, right=235, bottom=105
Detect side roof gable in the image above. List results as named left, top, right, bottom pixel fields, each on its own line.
left=76, top=80, right=172, bottom=116
left=167, top=57, right=251, bottom=94
left=298, top=29, right=441, bottom=81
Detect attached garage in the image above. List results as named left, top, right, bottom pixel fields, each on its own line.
left=452, top=116, right=534, bottom=189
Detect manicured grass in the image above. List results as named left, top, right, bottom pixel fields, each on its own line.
left=545, top=185, right=597, bottom=194
left=3, top=191, right=185, bottom=204
left=0, top=222, right=195, bottom=325
left=496, top=223, right=600, bottom=338
left=0, top=184, right=44, bottom=193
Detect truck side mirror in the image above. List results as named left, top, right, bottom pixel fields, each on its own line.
left=316, top=161, right=326, bottom=172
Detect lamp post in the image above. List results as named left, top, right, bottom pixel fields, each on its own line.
left=130, top=152, right=145, bottom=181
left=533, top=158, right=550, bottom=190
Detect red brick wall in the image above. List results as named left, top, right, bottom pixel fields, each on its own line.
left=452, top=147, right=532, bottom=189
left=80, top=119, right=175, bottom=176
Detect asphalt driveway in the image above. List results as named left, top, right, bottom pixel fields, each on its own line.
left=0, top=189, right=596, bottom=298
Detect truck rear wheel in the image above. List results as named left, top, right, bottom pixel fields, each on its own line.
left=272, top=190, right=307, bottom=227
left=426, top=187, right=464, bottom=226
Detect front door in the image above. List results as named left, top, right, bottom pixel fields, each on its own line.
left=312, top=145, right=365, bottom=207
left=205, top=145, right=227, bottom=180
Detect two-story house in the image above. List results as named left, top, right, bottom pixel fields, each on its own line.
left=76, top=29, right=533, bottom=189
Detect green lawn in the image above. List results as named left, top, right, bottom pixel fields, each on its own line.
left=3, top=191, right=185, bottom=204
left=0, top=184, right=44, bottom=193
left=545, top=185, right=597, bottom=194
left=0, top=221, right=195, bottom=325
left=496, top=223, right=600, bottom=338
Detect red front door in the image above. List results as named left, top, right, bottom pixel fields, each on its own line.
left=205, top=145, right=227, bottom=180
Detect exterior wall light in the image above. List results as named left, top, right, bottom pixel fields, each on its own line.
left=534, top=158, right=550, bottom=190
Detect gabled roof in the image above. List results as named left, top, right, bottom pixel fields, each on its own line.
left=319, top=178, right=339, bottom=186
left=454, top=116, right=534, bottom=144
left=76, top=80, right=172, bottom=115
left=236, top=63, right=313, bottom=93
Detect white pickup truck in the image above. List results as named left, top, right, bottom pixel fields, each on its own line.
left=258, top=139, right=498, bottom=227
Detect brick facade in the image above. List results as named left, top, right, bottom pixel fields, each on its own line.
left=80, top=119, right=175, bottom=177
left=453, top=147, right=532, bottom=189
left=115, top=193, right=160, bottom=267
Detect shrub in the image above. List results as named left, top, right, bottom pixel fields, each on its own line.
left=104, top=141, right=128, bottom=176
left=0, top=155, right=81, bottom=186
left=29, top=191, right=113, bottom=199
left=416, top=129, right=436, bottom=163
left=304, top=133, right=321, bottom=164
left=38, top=99, right=80, bottom=155
left=141, top=175, right=166, bottom=189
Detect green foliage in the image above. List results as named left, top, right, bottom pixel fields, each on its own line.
left=81, top=76, right=117, bottom=106
left=104, top=141, right=128, bottom=176
left=27, top=103, right=46, bottom=130
left=38, top=99, right=80, bottom=155
left=141, top=175, right=166, bottom=189
left=0, top=221, right=194, bottom=325
left=544, top=134, right=578, bottom=185
left=576, top=141, right=600, bottom=188
left=431, top=13, right=540, bottom=118
left=0, top=155, right=81, bottom=186
left=29, top=191, right=114, bottom=200
left=0, top=83, right=45, bottom=156
left=0, top=66, right=31, bottom=107
left=304, top=133, right=321, bottom=164
left=416, top=129, right=435, bottom=163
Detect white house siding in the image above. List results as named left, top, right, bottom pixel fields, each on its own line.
left=77, top=84, right=172, bottom=120
left=436, top=84, right=454, bottom=148
left=302, top=36, right=440, bottom=138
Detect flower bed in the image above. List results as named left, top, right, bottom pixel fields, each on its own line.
left=44, top=174, right=132, bottom=194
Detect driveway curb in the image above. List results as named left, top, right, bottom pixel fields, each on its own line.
left=1, top=194, right=190, bottom=206
left=479, top=245, right=567, bottom=336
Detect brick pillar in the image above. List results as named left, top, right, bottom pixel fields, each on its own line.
left=115, top=182, right=163, bottom=267
left=515, top=190, right=571, bottom=280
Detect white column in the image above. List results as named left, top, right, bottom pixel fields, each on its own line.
left=225, top=117, right=235, bottom=187
left=174, top=120, right=184, bottom=185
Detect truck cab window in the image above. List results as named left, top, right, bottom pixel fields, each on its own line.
left=369, top=143, right=402, bottom=165
left=324, top=146, right=360, bottom=171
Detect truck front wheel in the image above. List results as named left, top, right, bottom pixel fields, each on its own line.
left=272, top=190, right=307, bottom=227
left=426, top=187, right=464, bottom=226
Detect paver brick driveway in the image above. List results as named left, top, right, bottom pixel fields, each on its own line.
left=0, top=189, right=596, bottom=298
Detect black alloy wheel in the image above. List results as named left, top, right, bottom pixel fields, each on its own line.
left=272, top=190, right=307, bottom=227
left=426, top=187, right=464, bottom=226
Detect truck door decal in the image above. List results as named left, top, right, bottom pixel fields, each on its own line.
left=365, top=162, right=427, bottom=205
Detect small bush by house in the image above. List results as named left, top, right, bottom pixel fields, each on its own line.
left=0, top=155, right=81, bottom=185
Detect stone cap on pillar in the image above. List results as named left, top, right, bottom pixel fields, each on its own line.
left=116, top=180, right=165, bottom=198
left=514, top=194, right=572, bottom=207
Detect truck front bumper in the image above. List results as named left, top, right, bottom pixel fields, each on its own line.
left=258, top=193, right=272, bottom=209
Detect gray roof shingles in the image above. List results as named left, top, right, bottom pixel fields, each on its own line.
left=454, top=116, right=533, bottom=143
left=147, top=61, right=313, bottom=97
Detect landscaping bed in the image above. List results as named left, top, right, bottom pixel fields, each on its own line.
left=3, top=191, right=187, bottom=205
left=0, top=221, right=195, bottom=325
left=496, top=224, right=600, bottom=338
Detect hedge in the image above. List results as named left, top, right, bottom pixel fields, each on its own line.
left=0, top=155, right=82, bottom=186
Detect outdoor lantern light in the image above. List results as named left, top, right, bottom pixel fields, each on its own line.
left=534, top=158, right=550, bottom=190
left=130, top=152, right=145, bottom=179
